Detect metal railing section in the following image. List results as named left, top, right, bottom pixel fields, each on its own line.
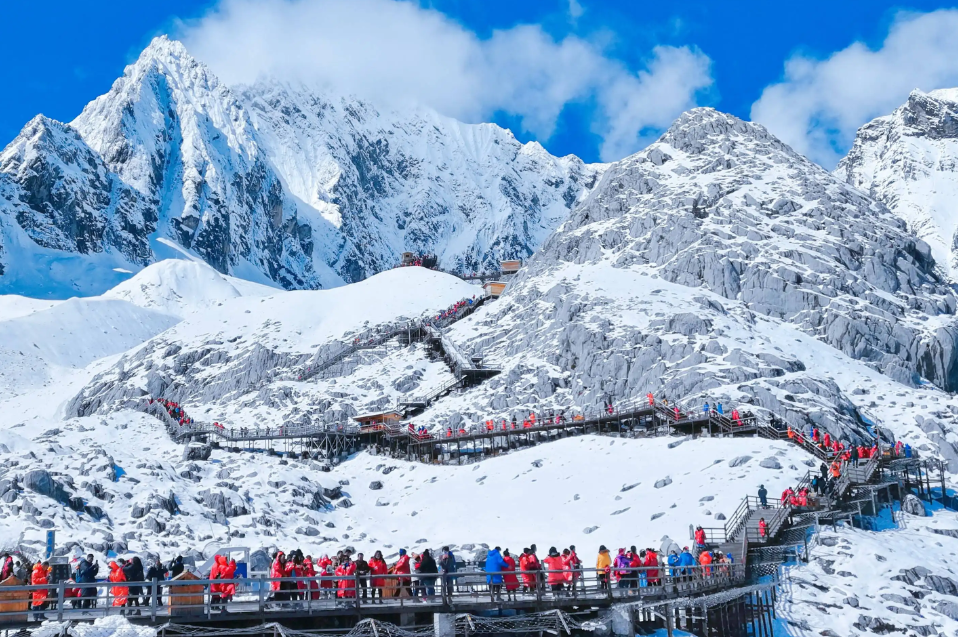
left=0, top=565, right=745, bottom=626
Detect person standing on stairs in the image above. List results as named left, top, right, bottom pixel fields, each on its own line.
left=694, top=526, right=707, bottom=551
left=758, top=517, right=768, bottom=539
left=758, top=485, right=768, bottom=508
left=850, top=445, right=860, bottom=467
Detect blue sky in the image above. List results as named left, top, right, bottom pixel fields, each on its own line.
left=2, top=1, right=957, bottom=165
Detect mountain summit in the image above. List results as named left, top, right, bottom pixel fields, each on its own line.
left=836, top=88, right=958, bottom=280
left=0, top=36, right=601, bottom=296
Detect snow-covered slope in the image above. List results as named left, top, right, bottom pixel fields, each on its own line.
left=0, top=261, right=272, bottom=410
left=0, top=115, right=158, bottom=298
left=836, top=88, right=958, bottom=280
left=0, top=412, right=807, bottom=570
left=102, top=259, right=276, bottom=318
left=65, top=267, right=481, bottom=421
left=779, top=504, right=958, bottom=636
left=0, top=36, right=601, bottom=296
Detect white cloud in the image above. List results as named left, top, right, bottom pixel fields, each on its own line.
left=751, top=9, right=958, bottom=167
left=567, top=0, right=585, bottom=22
left=177, top=0, right=712, bottom=161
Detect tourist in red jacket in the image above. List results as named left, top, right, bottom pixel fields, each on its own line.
left=519, top=548, right=539, bottom=591
left=368, top=552, right=387, bottom=603
left=394, top=549, right=412, bottom=598
left=502, top=550, right=519, bottom=599
left=542, top=548, right=567, bottom=593
left=644, top=550, right=660, bottom=586
left=336, top=557, right=357, bottom=599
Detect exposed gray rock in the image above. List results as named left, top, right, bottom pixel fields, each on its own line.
left=322, top=486, right=343, bottom=500
left=853, top=615, right=902, bottom=634
left=728, top=456, right=752, bottom=468
left=901, top=494, right=925, bottom=516
left=654, top=477, right=672, bottom=489
left=142, top=517, right=166, bottom=533
left=935, top=600, right=958, bottom=621
left=183, top=444, right=212, bottom=461
left=23, top=469, right=70, bottom=504
left=198, top=489, right=248, bottom=517
left=925, top=574, right=958, bottom=596
left=369, top=481, right=383, bottom=491
left=759, top=457, right=781, bottom=470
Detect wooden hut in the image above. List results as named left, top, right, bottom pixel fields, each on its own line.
left=483, top=281, right=507, bottom=298
left=354, top=411, right=403, bottom=433
left=0, top=576, right=29, bottom=624
left=168, top=570, right=204, bottom=616
left=500, top=259, right=522, bottom=274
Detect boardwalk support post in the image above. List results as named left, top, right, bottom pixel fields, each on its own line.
left=434, top=613, right=456, bottom=637
left=610, top=605, right=632, bottom=636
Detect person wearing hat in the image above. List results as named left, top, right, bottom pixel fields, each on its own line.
left=758, top=484, right=768, bottom=508
left=542, top=547, right=566, bottom=595
left=677, top=546, right=696, bottom=585
left=395, top=549, right=412, bottom=598
left=595, top=546, right=611, bottom=590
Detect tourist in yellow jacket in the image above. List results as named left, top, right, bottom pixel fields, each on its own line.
left=595, top=545, right=612, bottom=589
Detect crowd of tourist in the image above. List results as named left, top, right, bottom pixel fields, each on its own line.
left=5, top=535, right=744, bottom=619
left=149, top=398, right=195, bottom=428
left=430, top=296, right=478, bottom=326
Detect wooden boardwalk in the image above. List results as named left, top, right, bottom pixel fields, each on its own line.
left=0, top=566, right=746, bottom=629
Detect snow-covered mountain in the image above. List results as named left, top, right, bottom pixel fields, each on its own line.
left=836, top=88, right=958, bottom=280
left=0, top=36, right=600, bottom=297
left=424, top=108, right=958, bottom=457
left=236, top=80, right=600, bottom=280
left=63, top=108, right=958, bottom=467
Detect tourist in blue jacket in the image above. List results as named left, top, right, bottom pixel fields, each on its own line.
left=485, top=547, right=507, bottom=599
left=677, top=547, right=696, bottom=577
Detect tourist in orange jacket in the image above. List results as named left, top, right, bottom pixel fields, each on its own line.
left=31, top=562, right=51, bottom=618
left=109, top=561, right=128, bottom=608
left=698, top=550, right=713, bottom=577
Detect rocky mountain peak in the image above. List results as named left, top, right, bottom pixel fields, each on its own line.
left=528, top=105, right=958, bottom=393
left=0, top=37, right=604, bottom=295
left=659, top=107, right=786, bottom=157
left=836, top=87, right=958, bottom=280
